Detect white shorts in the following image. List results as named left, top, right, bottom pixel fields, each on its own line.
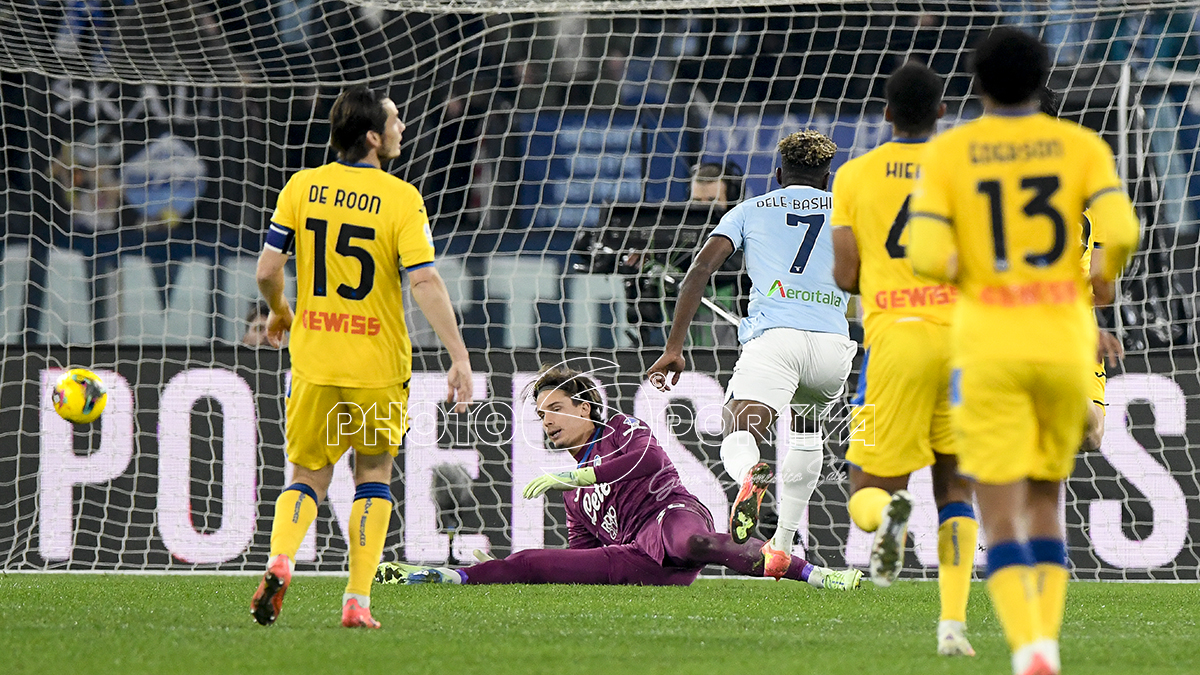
left=725, top=328, right=857, bottom=417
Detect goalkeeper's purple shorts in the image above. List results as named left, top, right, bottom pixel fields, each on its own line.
left=460, top=506, right=713, bottom=586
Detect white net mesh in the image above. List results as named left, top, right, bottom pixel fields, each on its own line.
left=1, top=0, right=1198, bottom=579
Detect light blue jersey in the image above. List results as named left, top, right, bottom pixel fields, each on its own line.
left=709, top=185, right=849, bottom=343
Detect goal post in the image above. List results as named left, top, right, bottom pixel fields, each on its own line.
left=1, top=0, right=1198, bottom=579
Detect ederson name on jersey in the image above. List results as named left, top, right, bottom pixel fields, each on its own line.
left=710, top=185, right=849, bottom=343
left=907, top=114, right=1138, bottom=366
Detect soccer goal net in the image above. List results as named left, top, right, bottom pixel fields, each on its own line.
left=1, top=0, right=1197, bottom=580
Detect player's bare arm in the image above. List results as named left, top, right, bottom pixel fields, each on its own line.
left=255, top=247, right=294, bottom=348
left=409, top=265, right=474, bottom=412
left=1097, top=328, right=1123, bottom=368
left=831, top=226, right=860, bottom=293
left=1087, top=239, right=1119, bottom=306
left=647, top=235, right=734, bottom=390
left=1089, top=191, right=1139, bottom=282
left=1090, top=269, right=1116, bottom=306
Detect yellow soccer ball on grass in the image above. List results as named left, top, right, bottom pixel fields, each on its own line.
left=52, top=368, right=108, bottom=424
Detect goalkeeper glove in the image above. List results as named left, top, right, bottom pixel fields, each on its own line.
left=522, top=467, right=597, bottom=499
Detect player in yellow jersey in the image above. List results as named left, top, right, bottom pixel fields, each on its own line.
left=908, top=30, right=1138, bottom=675
left=1040, top=89, right=1123, bottom=453
left=830, top=63, right=978, bottom=657
left=250, top=86, right=474, bottom=629
left=1079, top=214, right=1124, bottom=451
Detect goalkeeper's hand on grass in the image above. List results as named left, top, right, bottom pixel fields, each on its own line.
left=522, top=467, right=597, bottom=499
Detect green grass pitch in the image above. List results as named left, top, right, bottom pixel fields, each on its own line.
left=1, top=575, right=1195, bottom=674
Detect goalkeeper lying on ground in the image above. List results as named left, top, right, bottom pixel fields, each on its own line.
left=378, top=364, right=862, bottom=589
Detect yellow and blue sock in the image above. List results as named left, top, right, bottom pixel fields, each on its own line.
left=848, top=487, right=892, bottom=533
left=937, top=502, right=978, bottom=624
left=345, top=482, right=393, bottom=608
left=1030, top=537, right=1069, bottom=641
left=270, top=483, right=319, bottom=562
left=985, top=541, right=1041, bottom=653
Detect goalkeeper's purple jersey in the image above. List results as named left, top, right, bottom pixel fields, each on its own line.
left=562, top=414, right=711, bottom=549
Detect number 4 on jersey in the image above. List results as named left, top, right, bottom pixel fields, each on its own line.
left=885, top=195, right=912, bottom=259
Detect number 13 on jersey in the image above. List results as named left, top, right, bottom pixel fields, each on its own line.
left=976, top=175, right=1067, bottom=272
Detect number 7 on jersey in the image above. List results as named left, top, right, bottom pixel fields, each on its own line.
left=786, top=213, right=826, bottom=274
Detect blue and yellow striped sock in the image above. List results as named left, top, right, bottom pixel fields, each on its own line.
left=985, top=540, right=1041, bottom=653
left=270, top=483, right=318, bottom=561
left=346, top=482, right=394, bottom=603
left=936, top=502, right=978, bottom=623
left=1030, top=538, right=1069, bottom=641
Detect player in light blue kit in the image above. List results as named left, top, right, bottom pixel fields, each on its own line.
left=648, top=131, right=858, bottom=580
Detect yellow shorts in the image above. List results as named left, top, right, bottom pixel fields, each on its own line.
left=847, top=319, right=954, bottom=478
left=285, top=375, right=409, bottom=471
left=951, top=359, right=1090, bottom=484
left=1090, top=359, right=1107, bottom=407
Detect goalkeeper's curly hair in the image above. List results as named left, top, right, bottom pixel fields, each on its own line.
left=778, top=130, right=837, bottom=179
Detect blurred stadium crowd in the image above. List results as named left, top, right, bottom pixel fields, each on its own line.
left=0, top=1, right=1197, bottom=349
